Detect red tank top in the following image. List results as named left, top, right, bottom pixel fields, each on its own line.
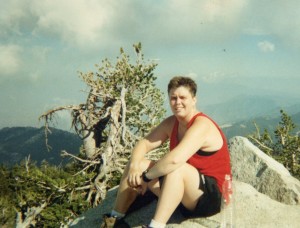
left=170, top=112, right=231, bottom=192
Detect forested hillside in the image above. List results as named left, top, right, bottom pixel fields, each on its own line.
left=0, top=127, right=82, bottom=166
left=1, top=111, right=299, bottom=167
left=222, top=111, right=300, bottom=140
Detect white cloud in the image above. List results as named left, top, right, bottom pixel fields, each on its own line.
left=200, top=70, right=240, bottom=84
left=0, top=44, right=23, bottom=76
left=258, top=41, right=275, bottom=53
left=1, top=0, right=250, bottom=49
left=167, top=0, right=247, bottom=23
left=268, top=1, right=300, bottom=48
left=0, top=0, right=118, bottom=49
left=201, top=71, right=226, bottom=83
left=186, top=72, right=198, bottom=80
left=31, top=0, right=115, bottom=48
left=0, top=44, right=52, bottom=82
left=0, top=0, right=30, bottom=37
left=2, top=0, right=300, bottom=51
left=243, top=0, right=300, bottom=48
left=146, top=0, right=248, bottom=44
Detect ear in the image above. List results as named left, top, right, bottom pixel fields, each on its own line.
left=193, top=96, right=197, bottom=104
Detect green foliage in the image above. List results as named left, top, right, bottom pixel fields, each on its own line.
left=0, top=160, right=92, bottom=227
left=2, top=43, right=167, bottom=226
left=74, top=42, right=167, bottom=183
left=248, top=110, right=300, bottom=179
left=0, top=165, right=16, bottom=227
left=78, top=42, right=166, bottom=144
left=273, top=110, right=300, bottom=177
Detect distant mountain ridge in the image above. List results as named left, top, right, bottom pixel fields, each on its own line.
left=221, top=111, right=300, bottom=140
left=0, top=127, right=82, bottom=166
left=1, top=102, right=300, bottom=166
left=203, top=95, right=300, bottom=125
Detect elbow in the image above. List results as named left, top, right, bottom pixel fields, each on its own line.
left=170, top=156, right=185, bottom=167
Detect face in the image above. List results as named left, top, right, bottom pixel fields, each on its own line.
left=169, top=86, right=196, bottom=118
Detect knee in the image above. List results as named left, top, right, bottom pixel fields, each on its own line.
left=164, top=165, right=185, bottom=181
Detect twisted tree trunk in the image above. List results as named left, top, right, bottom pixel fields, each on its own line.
left=92, top=88, right=126, bottom=205
left=15, top=202, right=47, bottom=228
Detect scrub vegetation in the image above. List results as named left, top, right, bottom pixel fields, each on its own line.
left=0, top=43, right=167, bottom=227
left=248, top=109, right=300, bottom=179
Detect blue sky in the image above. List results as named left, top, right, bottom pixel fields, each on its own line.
left=1, top=0, right=300, bottom=130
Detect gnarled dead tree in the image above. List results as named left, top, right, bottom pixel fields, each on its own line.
left=39, top=43, right=167, bottom=206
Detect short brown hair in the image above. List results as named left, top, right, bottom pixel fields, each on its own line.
left=168, top=76, right=197, bottom=97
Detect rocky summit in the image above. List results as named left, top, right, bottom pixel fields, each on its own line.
left=70, top=136, right=300, bottom=227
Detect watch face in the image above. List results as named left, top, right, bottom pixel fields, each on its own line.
left=142, top=170, right=151, bottom=182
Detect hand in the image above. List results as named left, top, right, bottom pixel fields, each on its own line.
left=127, top=163, right=142, bottom=188
left=140, top=180, right=148, bottom=195
left=134, top=178, right=148, bottom=195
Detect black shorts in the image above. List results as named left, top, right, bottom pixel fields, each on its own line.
left=159, top=172, right=222, bottom=218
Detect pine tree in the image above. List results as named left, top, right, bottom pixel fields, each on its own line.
left=248, top=110, right=300, bottom=179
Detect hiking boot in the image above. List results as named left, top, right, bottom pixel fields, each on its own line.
left=100, top=213, right=130, bottom=228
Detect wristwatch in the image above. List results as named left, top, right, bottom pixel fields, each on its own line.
left=141, top=169, right=152, bottom=182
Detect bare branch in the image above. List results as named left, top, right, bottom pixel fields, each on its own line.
left=36, top=43, right=166, bottom=210
left=39, top=105, right=83, bottom=122
left=61, top=150, right=100, bottom=164
left=25, top=155, right=30, bottom=173
left=120, top=86, right=127, bottom=142
left=73, top=163, right=96, bottom=176
left=39, top=105, right=84, bottom=151
left=248, top=135, right=273, bottom=154
left=74, top=185, right=92, bottom=191
left=16, top=202, right=47, bottom=228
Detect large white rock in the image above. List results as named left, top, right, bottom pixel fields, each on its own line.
left=229, top=136, right=300, bottom=205
left=69, top=137, right=300, bottom=227
left=70, top=181, right=300, bottom=227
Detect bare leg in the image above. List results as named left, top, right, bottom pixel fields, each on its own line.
left=153, top=163, right=203, bottom=224
left=113, top=159, right=154, bottom=214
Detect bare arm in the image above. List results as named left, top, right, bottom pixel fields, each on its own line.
left=130, top=118, right=171, bottom=164
left=127, top=117, right=171, bottom=187
left=145, top=117, right=219, bottom=180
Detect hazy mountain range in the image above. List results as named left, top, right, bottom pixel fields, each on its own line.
left=222, top=111, right=300, bottom=140
left=203, top=95, right=300, bottom=139
left=203, top=94, right=300, bottom=125
left=0, top=127, right=81, bottom=166
left=1, top=95, right=299, bottom=166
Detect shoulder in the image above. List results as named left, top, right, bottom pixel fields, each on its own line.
left=158, top=115, right=176, bottom=134
left=191, top=115, right=216, bottom=132
left=164, top=115, right=177, bottom=125
left=193, top=115, right=211, bottom=126
left=191, top=115, right=222, bottom=140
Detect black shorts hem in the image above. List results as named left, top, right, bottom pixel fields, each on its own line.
left=158, top=172, right=221, bottom=218
left=180, top=174, right=222, bottom=218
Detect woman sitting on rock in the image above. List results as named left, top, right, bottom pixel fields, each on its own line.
left=101, top=76, right=232, bottom=228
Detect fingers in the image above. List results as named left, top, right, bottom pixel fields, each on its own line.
left=126, top=172, right=150, bottom=196
left=141, top=182, right=148, bottom=195
left=126, top=159, right=153, bottom=189
left=127, top=173, right=142, bottom=188
left=130, top=183, right=147, bottom=195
